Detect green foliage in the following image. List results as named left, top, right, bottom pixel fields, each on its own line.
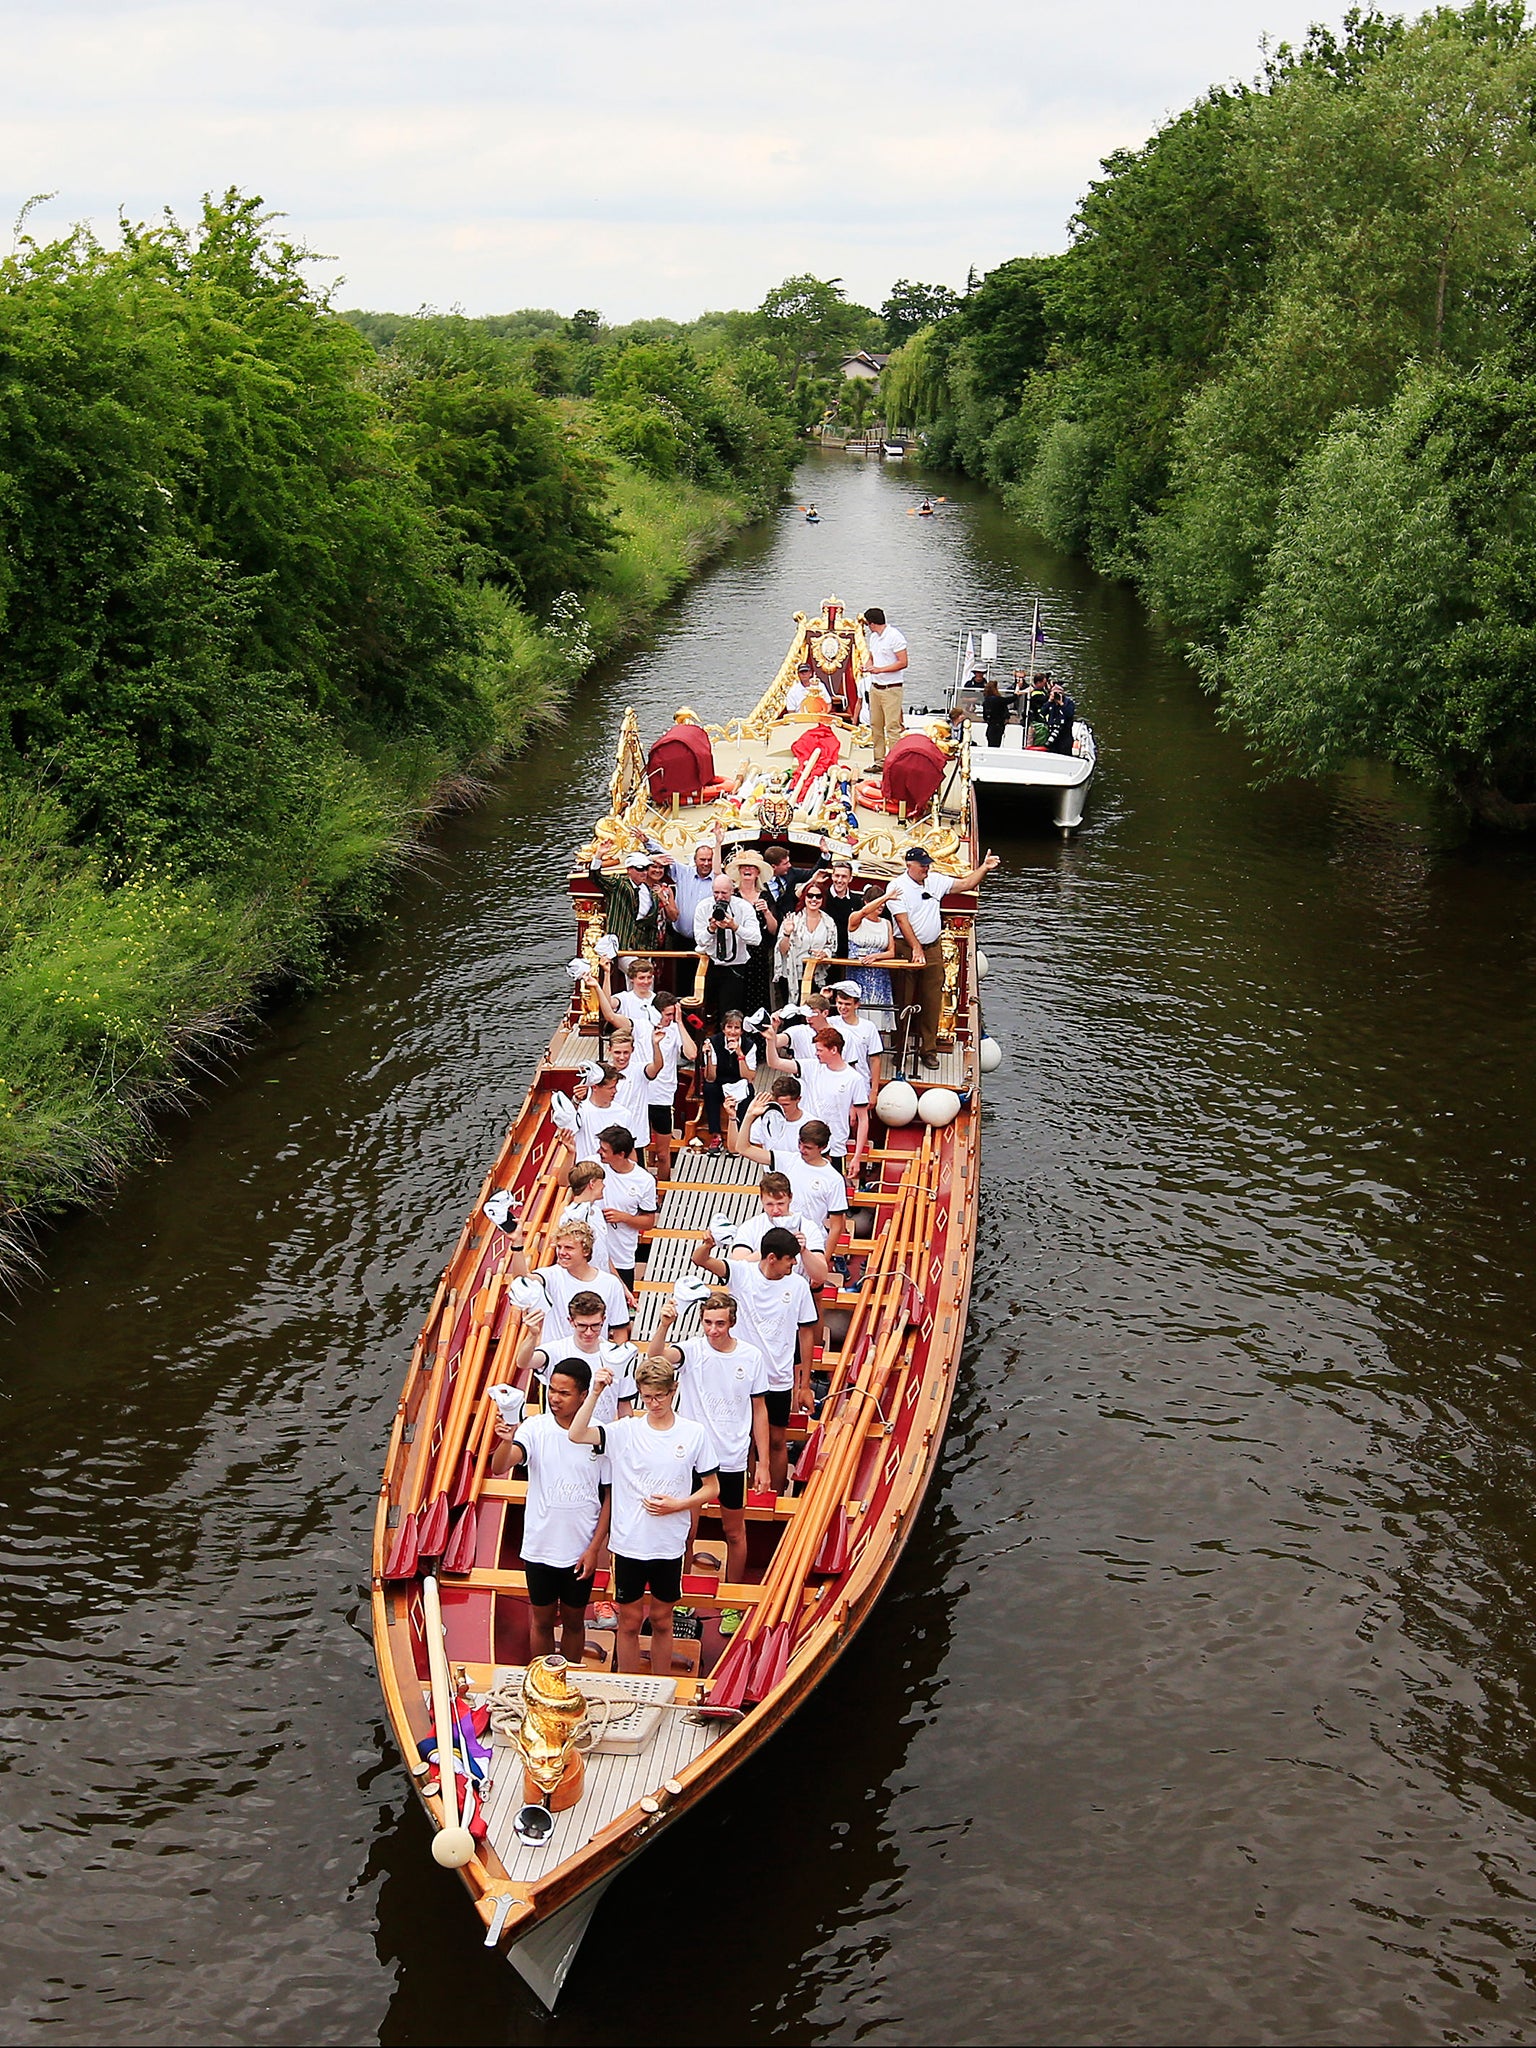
left=881, top=280, right=960, bottom=348
left=0, top=201, right=782, bottom=1250
left=1212, top=361, right=1536, bottom=819
left=752, top=274, right=878, bottom=380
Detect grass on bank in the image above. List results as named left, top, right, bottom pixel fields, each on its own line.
left=0, top=464, right=757, bottom=1272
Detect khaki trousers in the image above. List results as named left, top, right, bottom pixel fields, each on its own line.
left=897, top=938, right=946, bottom=1057
left=868, top=682, right=905, bottom=764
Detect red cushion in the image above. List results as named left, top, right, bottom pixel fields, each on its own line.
left=646, top=723, right=715, bottom=799
left=881, top=733, right=946, bottom=812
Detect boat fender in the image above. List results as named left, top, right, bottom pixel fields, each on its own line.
left=979, top=1036, right=1003, bottom=1072
left=975, top=950, right=989, bottom=981
left=918, top=1087, right=961, bottom=1127
left=876, top=1080, right=919, bottom=1127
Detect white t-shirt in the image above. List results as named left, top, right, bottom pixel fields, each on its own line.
left=886, top=869, right=954, bottom=947
left=865, top=623, right=908, bottom=683
left=830, top=1015, right=883, bottom=1087
left=534, top=1341, right=638, bottom=1427
left=784, top=1157, right=849, bottom=1234
left=559, top=1196, right=622, bottom=1277
left=785, top=1021, right=822, bottom=1066
left=536, top=1263, right=630, bottom=1346
left=602, top=1162, right=658, bottom=1267
left=515, top=1412, right=609, bottom=1570
left=753, top=1103, right=806, bottom=1173
left=802, top=1062, right=869, bottom=1158
left=576, top=1075, right=650, bottom=1160
left=676, top=1335, right=772, bottom=1472
left=601, top=1412, right=714, bottom=1561
left=728, top=1209, right=827, bottom=1258
left=614, top=990, right=659, bottom=1057
left=646, top=1020, right=685, bottom=1108
left=725, top=1260, right=818, bottom=1390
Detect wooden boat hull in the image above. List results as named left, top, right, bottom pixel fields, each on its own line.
left=371, top=598, right=983, bottom=2006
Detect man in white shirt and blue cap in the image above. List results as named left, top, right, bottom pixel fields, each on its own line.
left=881, top=844, right=1001, bottom=1068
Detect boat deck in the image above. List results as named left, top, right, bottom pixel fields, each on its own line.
left=462, top=1672, right=725, bottom=1881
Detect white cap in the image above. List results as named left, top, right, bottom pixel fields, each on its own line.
left=578, top=1062, right=607, bottom=1086
left=507, top=1275, right=549, bottom=1315
left=624, top=852, right=651, bottom=870
left=672, top=1275, right=715, bottom=1311
left=487, top=1384, right=526, bottom=1425
left=827, top=980, right=862, bottom=998
left=595, top=934, right=621, bottom=960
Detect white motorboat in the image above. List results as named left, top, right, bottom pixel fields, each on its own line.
left=908, top=612, right=1096, bottom=832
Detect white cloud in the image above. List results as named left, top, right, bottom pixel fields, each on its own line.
left=2, top=0, right=1340, bottom=317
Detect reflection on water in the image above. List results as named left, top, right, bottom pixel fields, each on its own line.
left=2, top=453, right=1536, bottom=2043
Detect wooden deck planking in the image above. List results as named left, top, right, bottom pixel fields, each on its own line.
left=633, top=1150, right=759, bottom=1341
left=476, top=1671, right=722, bottom=1880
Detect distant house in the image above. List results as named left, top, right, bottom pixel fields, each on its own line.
left=840, top=351, right=890, bottom=382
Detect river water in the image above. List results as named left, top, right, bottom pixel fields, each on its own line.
left=3, top=453, right=1536, bottom=2046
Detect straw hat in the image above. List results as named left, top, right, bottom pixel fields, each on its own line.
left=730, top=849, right=769, bottom=875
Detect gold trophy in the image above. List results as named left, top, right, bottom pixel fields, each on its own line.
left=496, top=1655, right=609, bottom=1843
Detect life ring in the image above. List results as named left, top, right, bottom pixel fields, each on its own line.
left=854, top=779, right=885, bottom=808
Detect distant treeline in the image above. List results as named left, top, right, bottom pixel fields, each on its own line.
left=884, top=3, right=1536, bottom=825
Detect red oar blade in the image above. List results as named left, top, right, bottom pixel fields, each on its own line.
left=792, top=1425, right=822, bottom=1484
left=746, top=1621, right=789, bottom=1704
left=811, top=1508, right=850, bottom=1577
left=382, top=1513, right=419, bottom=1581
left=448, top=1447, right=477, bottom=1510
left=417, top=1490, right=451, bottom=1561
left=442, top=1504, right=478, bottom=1576
left=705, top=1624, right=756, bottom=1712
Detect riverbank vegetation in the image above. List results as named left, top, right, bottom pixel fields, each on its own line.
left=0, top=195, right=801, bottom=1260
left=883, top=2, right=1536, bottom=824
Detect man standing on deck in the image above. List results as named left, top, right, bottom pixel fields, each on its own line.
left=879, top=845, right=1001, bottom=1069
left=691, top=1225, right=818, bottom=1489
left=490, top=1358, right=613, bottom=1664
left=589, top=851, right=672, bottom=954
left=568, top=1356, right=718, bottom=1679
left=859, top=606, right=908, bottom=769
left=662, top=824, right=723, bottom=948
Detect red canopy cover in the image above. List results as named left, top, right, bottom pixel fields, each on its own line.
left=646, top=722, right=716, bottom=801
left=880, top=733, right=947, bottom=813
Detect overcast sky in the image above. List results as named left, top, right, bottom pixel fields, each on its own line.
left=5, top=0, right=1348, bottom=320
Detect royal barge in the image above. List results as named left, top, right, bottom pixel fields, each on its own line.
left=371, top=599, right=988, bottom=2006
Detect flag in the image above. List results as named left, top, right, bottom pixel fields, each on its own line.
left=1034, top=616, right=1047, bottom=645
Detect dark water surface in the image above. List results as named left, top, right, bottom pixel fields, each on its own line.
left=4, top=455, right=1536, bottom=2046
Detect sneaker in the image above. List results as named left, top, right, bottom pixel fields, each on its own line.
left=718, top=1609, right=744, bottom=1637
left=706, top=1136, right=723, bottom=1153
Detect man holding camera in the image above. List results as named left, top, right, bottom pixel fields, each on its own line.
left=693, top=872, right=762, bottom=1021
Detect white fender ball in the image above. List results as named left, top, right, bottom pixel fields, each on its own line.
left=918, top=1087, right=961, bottom=1127
left=431, top=1825, right=477, bottom=1868
left=976, top=949, right=990, bottom=981
left=979, top=1035, right=1004, bottom=1072
left=876, top=1081, right=919, bottom=1128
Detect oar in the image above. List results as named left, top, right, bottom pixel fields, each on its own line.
left=422, top=1575, right=476, bottom=1868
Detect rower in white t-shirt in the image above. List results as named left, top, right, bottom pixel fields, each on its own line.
left=766, top=1025, right=869, bottom=1169
left=596, top=1128, right=659, bottom=1288
left=691, top=1226, right=819, bottom=1490
left=825, top=980, right=884, bottom=1094
left=560, top=1158, right=625, bottom=1276
left=569, top=1357, right=718, bottom=1677
left=598, top=956, right=661, bottom=1058
left=727, top=1075, right=807, bottom=1174
left=507, top=1218, right=631, bottom=1343
left=722, top=1169, right=829, bottom=1288
left=509, top=1288, right=638, bottom=1420
left=568, top=1056, right=649, bottom=1163
left=648, top=1291, right=771, bottom=1583
left=489, top=1358, right=612, bottom=1663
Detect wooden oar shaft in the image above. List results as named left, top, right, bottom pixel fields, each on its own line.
left=421, top=1575, right=460, bottom=1832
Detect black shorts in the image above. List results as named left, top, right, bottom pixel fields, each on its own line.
left=523, top=1560, right=596, bottom=1610
left=648, top=1104, right=674, bottom=1135
left=762, top=1388, right=792, bottom=1427
left=612, top=1553, right=684, bottom=1606
left=614, top=1267, right=636, bottom=1293
left=716, top=1468, right=746, bottom=1510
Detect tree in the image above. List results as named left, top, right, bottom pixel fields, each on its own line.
left=754, top=274, right=874, bottom=382
left=881, top=280, right=960, bottom=348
